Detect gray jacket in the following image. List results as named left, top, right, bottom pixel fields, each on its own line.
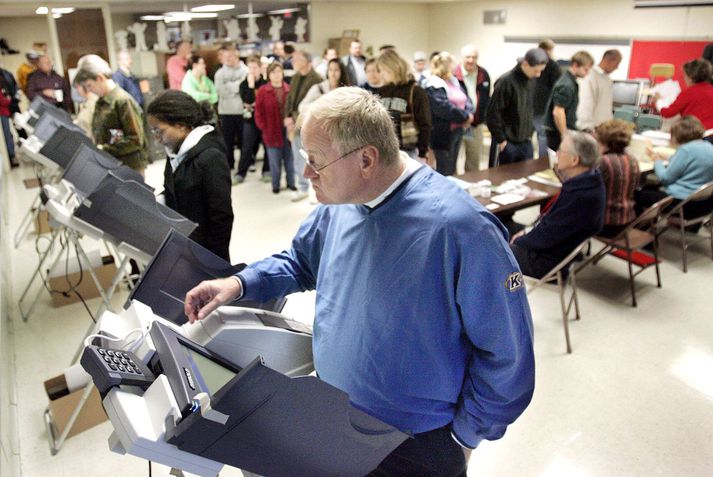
left=214, top=63, right=248, bottom=115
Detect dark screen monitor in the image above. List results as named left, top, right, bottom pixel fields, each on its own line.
left=39, top=127, right=94, bottom=170
left=27, top=96, right=72, bottom=127
left=612, top=80, right=643, bottom=108
left=32, top=110, right=83, bottom=144
left=129, top=229, right=287, bottom=325
left=62, top=143, right=150, bottom=199
left=73, top=175, right=197, bottom=257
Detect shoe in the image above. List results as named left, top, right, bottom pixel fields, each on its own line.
left=291, top=190, right=308, bottom=202
left=272, top=188, right=280, bottom=194
left=249, top=165, right=257, bottom=173
left=232, top=174, right=244, bottom=185
left=287, top=185, right=297, bottom=192
left=261, top=172, right=271, bottom=183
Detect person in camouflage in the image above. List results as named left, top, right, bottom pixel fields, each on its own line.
left=74, top=54, right=149, bottom=172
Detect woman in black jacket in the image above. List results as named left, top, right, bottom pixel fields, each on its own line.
left=147, top=90, right=234, bottom=261
left=376, top=50, right=432, bottom=162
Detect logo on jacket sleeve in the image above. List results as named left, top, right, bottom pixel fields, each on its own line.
left=505, top=272, right=523, bottom=292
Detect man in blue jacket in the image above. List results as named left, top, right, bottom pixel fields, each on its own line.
left=184, top=87, right=535, bottom=476
left=510, top=131, right=605, bottom=278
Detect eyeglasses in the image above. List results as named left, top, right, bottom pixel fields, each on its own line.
left=300, top=145, right=365, bottom=175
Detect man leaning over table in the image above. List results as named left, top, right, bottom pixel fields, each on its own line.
left=184, top=87, right=535, bottom=476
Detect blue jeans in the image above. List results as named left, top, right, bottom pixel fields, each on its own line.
left=291, top=133, right=309, bottom=193
left=434, top=128, right=464, bottom=176
left=1, top=116, right=15, bottom=164
left=489, top=140, right=533, bottom=167
left=533, top=114, right=548, bottom=159
left=266, top=133, right=294, bottom=191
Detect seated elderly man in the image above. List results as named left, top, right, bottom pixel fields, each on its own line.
left=510, top=131, right=605, bottom=278
left=183, top=87, right=535, bottom=476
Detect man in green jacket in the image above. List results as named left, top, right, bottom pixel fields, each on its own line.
left=283, top=50, right=323, bottom=201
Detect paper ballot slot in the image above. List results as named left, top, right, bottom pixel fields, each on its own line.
left=40, top=127, right=94, bottom=170
left=156, top=323, right=408, bottom=477
left=129, top=230, right=287, bottom=325
left=73, top=175, right=196, bottom=257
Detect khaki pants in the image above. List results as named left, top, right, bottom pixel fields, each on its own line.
left=462, top=124, right=484, bottom=172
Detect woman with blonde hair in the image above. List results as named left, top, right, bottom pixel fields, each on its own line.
left=594, top=119, right=640, bottom=238
left=425, top=51, right=473, bottom=176
left=376, top=50, right=431, bottom=163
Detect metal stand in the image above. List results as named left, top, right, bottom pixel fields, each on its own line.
left=43, top=382, right=95, bottom=455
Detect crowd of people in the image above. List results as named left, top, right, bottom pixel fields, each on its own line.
left=2, top=31, right=712, bottom=477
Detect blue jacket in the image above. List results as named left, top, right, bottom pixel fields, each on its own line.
left=236, top=164, right=535, bottom=449
left=112, top=69, right=143, bottom=107
left=425, top=76, right=473, bottom=150
left=515, top=169, right=605, bottom=267
left=654, top=140, right=713, bottom=200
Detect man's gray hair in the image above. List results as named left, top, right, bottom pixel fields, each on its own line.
left=460, top=44, right=478, bottom=57
left=303, top=87, right=400, bottom=166
left=74, top=54, right=112, bottom=83
left=567, top=131, right=600, bottom=168
left=294, top=49, right=312, bottom=63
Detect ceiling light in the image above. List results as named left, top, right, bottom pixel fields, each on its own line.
left=52, top=13, right=62, bottom=18
left=140, top=15, right=166, bottom=21
left=266, top=8, right=301, bottom=15
left=191, top=4, right=235, bottom=13
left=164, top=11, right=218, bottom=21
left=236, top=13, right=264, bottom=18
left=52, top=7, right=75, bottom=14
left=35, top=6, right=49, bottom=14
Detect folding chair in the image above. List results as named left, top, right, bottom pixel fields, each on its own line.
left=580, top=196, right=674, bottom=307
left=525, top=241, right=589, bottom=354
left=656, top=181, right=713, bottom=273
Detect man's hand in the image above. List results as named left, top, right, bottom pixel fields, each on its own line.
left=284, top=116, right=295, bottom=132
left=184, top=277, right=242, bottom=323
left=498, top=140, right=507, bottom=152
left=41, top=88, right=54, bottom=98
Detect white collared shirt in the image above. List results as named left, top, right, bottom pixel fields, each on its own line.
left=364, top=152, right=423, bottom=208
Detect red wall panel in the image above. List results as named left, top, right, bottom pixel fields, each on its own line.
left=628, top=40, right=710, bottom=89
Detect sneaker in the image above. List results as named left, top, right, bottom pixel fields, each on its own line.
left=232, top=174, right=245, bottom=186
left=291, top=190, right=308, bottom=202
left=261, top=172, right=271, bottom=183
left=249, top=165, right=257, bottom=173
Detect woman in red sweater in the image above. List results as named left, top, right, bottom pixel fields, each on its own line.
left=659, top=59, right=713, bottom=140
left=0, top=71, right=18, bottom=168
left=255, top=62, right=295, bottom=194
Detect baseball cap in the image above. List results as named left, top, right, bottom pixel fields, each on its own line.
left=520, top=48, right=548, bottom=66
left=26, top=50, right=40, bottom=61
left=413, top=51, right=427, bottom=62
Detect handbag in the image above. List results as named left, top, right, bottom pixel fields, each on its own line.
left=400, top=84, right=419, bottom=149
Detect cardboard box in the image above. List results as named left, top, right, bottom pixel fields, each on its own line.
left=34, top=209, right=52, bottom=235
left=44, top=374, right=107, bottom=439
left=48, top=255, right=118, bottom=307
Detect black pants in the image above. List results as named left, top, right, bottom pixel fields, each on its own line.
left=634, top=185, right=713, bottom=232
left=510, top=242, right=559, bottom=279
left=366, top=425, right=467, bottom=477
left=236, top=120, right=267, bottom=177
left=489, top=140, right=533, bottom=167
left=220, top=114, right=243, bottom=170
left=545, top=129, right=562, bottom=153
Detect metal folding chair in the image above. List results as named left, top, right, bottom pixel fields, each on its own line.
left=579, top=196, right=674, bottom=307
left=656, top=181, right=713, bottom=273
left=525, top=241, right=590, bottom=354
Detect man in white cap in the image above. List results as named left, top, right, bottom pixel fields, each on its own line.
left=412, top=51, right=429, bottom=87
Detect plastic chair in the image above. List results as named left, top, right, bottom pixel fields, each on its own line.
left=579, top=196, right=674, bottom=307
left=614, top=108, right=636, bottom=123
left=636, top=113, right=663, bottom=133
left=525, top=241, right=590, bottom=354
left=656, top=181, right=713, bottom=273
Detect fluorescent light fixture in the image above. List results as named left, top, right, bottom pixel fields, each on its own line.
left=191, top=4, right=235, bottom=12
left=164, top=11, right=218, bottom=21
left=236, top=13, right=265, bottom=18
left=36, top=6, right=75, bottom=15
left=35, top=6, right=49, bottom=14
left=140, top=15, right=166, bottom=21
left=266, top=8, right=301, bottom=14
left=52, top=13, right=62, bottom=18
left=52, top=7, right=75, bottom=14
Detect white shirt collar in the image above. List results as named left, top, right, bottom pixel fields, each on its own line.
left=168, top=124, right=214, bottom=171
left=364, top=152, right=423, bottom=208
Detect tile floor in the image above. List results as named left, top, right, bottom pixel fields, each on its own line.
left=4, top=156, right=713, bottom=477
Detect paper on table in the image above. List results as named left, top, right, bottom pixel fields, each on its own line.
left=485, top=203, right=500, bottom=211
left=652, top=79, right=681, bottom=110
left=491, top=193, right=525, bottom=205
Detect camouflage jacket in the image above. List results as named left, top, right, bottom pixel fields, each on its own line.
left=92, top=86, right=149, bottom=171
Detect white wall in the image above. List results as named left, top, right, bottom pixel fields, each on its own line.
left=0, top=16, right=51, bottom=78
left=309, top=2, right=431, bottom=62
left=427, top=0, right=713, bottom=79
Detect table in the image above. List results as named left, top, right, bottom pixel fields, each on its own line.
left=456, top=157, right=561, bottom=215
